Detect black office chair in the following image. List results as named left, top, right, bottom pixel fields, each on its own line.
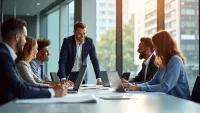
left=50, top=72, right=60, bottom=82
left=191, top=76, right=200, bottom=103
left=122, top=72, right=130, bottom=80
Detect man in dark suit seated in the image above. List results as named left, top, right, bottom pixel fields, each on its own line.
left=128, top=37, right=158, bottom=83
left=0, top=18, right=67, bottom=105
left=58, top=21, right=102, bottom=85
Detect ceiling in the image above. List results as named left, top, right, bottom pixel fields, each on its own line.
left=2, top=0, right=56, bottom=16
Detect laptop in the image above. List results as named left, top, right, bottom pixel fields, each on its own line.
left=100, top=71, right=110, bottom=87
left=68, top=65, right=87, bottom=93
left=107, top=71, right=137, bottom=92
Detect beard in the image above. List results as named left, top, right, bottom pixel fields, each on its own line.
left=16, top=40, right=24, bottom=53
left=139, top=51, right=146, bottom=59
left=76, top=36, right=85, bottom=43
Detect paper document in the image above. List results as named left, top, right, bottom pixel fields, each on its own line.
left=16, top=94, right=98, bottom=104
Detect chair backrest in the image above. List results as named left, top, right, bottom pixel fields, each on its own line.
left=122, top=72, right=130, bottom=80
left=191, top=76, right=200, bottom=103
left=50, top=72, right=60, bottom=82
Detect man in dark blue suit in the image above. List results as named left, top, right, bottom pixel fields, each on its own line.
left=0, top=18, right=67, bottom=105
left=58, top=21, right=102, bottom=84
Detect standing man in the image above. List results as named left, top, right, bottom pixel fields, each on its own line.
left=127, top=37, right=158, bottom=83
left=0, top=18, right=67, bottom=105
left=30, top=39, right=51, bottom=81
left=58, top=21, right=102, bottom=84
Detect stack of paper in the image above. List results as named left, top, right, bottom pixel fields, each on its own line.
left=16, top=94, right=98, bottom=104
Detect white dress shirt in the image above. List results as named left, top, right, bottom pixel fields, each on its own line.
left=3, top=42, right=55, bottom=97
left=143, top=53, right=154, bottom=81
left=71, top=40, right=84, bottom=72
left=61, top=39, right=101, bottom=81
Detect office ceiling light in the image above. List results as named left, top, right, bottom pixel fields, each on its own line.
left=37, top=3, right=40, bottom=6
left=26, top=13, right=30, bottom=15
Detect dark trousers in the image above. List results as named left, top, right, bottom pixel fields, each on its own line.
left=68, top=72, right=85, bottom=84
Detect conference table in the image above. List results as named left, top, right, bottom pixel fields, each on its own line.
left=0, top=86, right=200, bottom=113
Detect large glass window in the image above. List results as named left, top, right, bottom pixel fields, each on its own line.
left=122, top=0, right=157, bottom=79
left=96, top=0, right=116, bottom=71
left=165, top=0, right=199, bottom=91
left=47, top=9, right=60, bottom=77
left=60, top=1, right=74, bottom=47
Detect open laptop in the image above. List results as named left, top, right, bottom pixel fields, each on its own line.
left=100, top=71, right=110, bottom=87
left=68, top=65, right=87, bottom=93
left=107, top=71, right=137, bottom=92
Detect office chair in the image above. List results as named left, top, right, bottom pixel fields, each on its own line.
left=122, top=72, right=130, bottom=80
left=191, top=76, right=200, bottom=103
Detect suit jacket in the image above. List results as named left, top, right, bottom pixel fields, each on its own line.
left=57, top=35, right=100, bottom=82
left=17, top=60, right=49, bottom=87
left=130, top=54, right=158, bottom=82
left=0, top=43, right=51, bottom=105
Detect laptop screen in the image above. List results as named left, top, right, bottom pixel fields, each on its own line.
left=100, top=71, right=110, bottom=87
left=73, top=65, right=87, bottom=91
left=107, top=71, right=125, bottom=92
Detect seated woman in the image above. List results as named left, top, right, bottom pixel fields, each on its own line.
left=16, top=36, right=73, bottom=87
left=122, top=30, right=190, bottom=100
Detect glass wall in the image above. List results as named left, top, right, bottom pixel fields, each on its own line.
left=47, top=9, right=60, bottom=76
left=164, top=0, right=199, bottom=91
left=60, top=1, right=74, bottom=45
left=40, top=0, right=75, bottom=79
left=122, top=0, right=157, bottom=79
left=1, top=0, right=199, bottom=86
left=96, top=0, right=116, bottom=71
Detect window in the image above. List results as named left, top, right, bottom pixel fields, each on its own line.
left=47, top=9, right=60, bottom=76
left=182, top=9, right=195, bottom=15
left=96, top=0, right=116, bottom=72
left=165, top=0, right=199, bottom=91
left=99, top=3, right=106, bottom=7
left=123, top=0, right=157, bottom=78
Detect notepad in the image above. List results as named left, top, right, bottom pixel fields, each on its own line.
left=16, top=94, right=98, bottom=104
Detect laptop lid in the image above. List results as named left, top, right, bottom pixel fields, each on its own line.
left=107, top=71, right=125, bottom=92
left=73, top=65, right=87, bottom=91
left=100, top=71, right=110, bottom=87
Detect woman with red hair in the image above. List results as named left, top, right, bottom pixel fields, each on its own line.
left=123, top=30, right=190, bottom=100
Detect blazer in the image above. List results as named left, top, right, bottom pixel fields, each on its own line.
left=138, top=55, right=191, bottom=100
left=17, top=61, right=49, bottom=87
left=0, top=43, right=51, bottom=105
left=57, top=35, right=100, bottom=81
left=129, top=54, right=158, bottom=82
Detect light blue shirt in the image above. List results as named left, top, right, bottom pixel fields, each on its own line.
left=137, top=55, right=191, bottom=100
left=30, top=58, right=50, bottom=81
left=2, top=43, right=55, bottom=97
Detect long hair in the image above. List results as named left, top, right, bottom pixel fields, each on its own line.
left=152, top=30, right=186, bottom=67
left=16, top=36, right=37, bottom=63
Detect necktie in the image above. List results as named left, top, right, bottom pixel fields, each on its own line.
left=142, top=63, right=147, bottom=81
left=41, top=65, right=43, bottom=80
